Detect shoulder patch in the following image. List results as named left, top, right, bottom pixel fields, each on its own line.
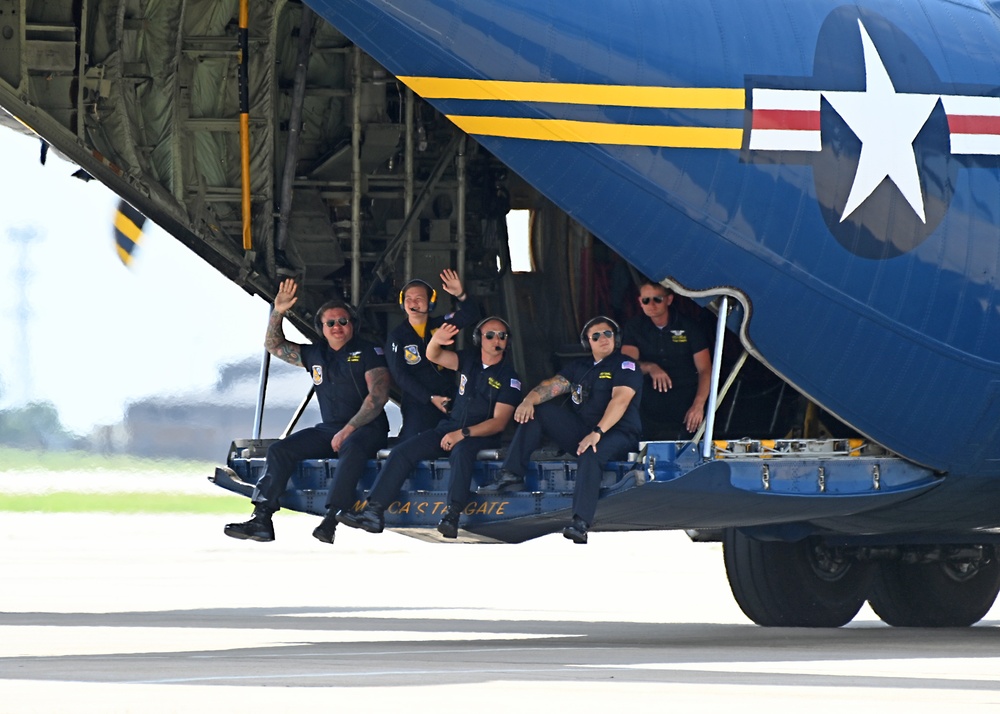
left=374, top=346, right=384, bottom=355
left=443, top=311, right=456, bottom=320
left=311, top=365, right=323, bottom=385
left=510, top=378, right=522, bottom=390
left=622, top=360, right=636, bottom=371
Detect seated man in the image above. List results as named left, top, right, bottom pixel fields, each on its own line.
left=338, top=317, right=521, bottom=538
left=224, top=278, right=389, bottom=544
left=478, top=316, right=642, bottom=544
left=387, top=269, right=478, bottom=442
left=621, top=280, right=711, bottom=440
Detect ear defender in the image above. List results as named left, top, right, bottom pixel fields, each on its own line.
left=579, top=315, right=622, bottom=350
left=399, top=279, right=437, bottom=313
left=472, top=316, right=512, bottom=347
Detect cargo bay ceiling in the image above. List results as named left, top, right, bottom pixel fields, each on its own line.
left=0, top=0, right=595, bottom=368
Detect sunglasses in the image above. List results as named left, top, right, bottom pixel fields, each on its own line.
left=483, top=331, right=508, bottom=340
left=640, top=296, right=666, bottom=305
left=323, top=317, right=351, bottom=327
left=589, top=330, right=615, bottom=341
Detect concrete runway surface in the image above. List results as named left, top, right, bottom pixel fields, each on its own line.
left=2, top=510, right=1000, bottom=712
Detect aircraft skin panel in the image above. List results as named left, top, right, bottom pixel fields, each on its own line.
left=307, top=0, right=1000, bottom=476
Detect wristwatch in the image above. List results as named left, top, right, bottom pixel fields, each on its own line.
left=462, top=427, right=471, bottom=438
left=592, top=426, right=604, bottom=435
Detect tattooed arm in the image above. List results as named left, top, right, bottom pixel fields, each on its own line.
left=264, top=278, right=303, bottom=367
left=331, top=366, right=390, bottom=452
left=513, top=375, right=571, bottom=424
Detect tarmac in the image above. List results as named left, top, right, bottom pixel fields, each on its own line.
left=2, top=500, right=1000, bottom=711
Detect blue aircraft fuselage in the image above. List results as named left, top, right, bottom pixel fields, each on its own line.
left=303, top=0, right=1000, bottom=493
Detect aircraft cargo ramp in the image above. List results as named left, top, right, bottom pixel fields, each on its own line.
left=211, top=438, right=941, bottom=544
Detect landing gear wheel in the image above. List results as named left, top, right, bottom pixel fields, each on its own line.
left=723, top=528, right=872, bottom=627
left=868, top=549, right=1000, bottom=627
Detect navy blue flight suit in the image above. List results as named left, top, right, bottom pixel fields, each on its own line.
left=500, top=350, right=642, bottom=525
left=252, top=336, right=389, bottom=514
left=367, top=349, right=522, bottom=512
left=387, top=299, right=480, bottom=442
left=621, top=310, right=708, bottom=440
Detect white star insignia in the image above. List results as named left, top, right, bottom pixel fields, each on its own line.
left=823, top=20, right=939, bottom=223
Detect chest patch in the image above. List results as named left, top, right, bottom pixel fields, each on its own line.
left=347, top=351, right=362, bottom=363
left=404, top=344, right=421, bottom=365
left=311, top=365, right=323, bottom=385
left=670, top=330, right=688, bottom=343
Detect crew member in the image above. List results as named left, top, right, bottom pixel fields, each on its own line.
left=478, top=316, right=642, bottom=544
left=387, top=269, right=478, bottom=441
left=338, top=317, right=521, bottom=538
left=224, top=278, right=389, bottom=544
left=621, top=280, right=711, bottom=440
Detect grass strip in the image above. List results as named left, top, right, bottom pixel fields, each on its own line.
left=0, top=447, right=214, bottom=473
left=0, top=491, right=248, bottom=514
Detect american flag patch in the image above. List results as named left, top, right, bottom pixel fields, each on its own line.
left=374, top=347, right=384, bottom=355
left=510, top=378, right=522, bottom=390
left=622, top=360, right=636, bottom=371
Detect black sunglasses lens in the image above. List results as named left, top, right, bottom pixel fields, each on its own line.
left=641, top=296, right=665, bottom=305
left=590, top=330, right=614, bottom=341
left=484, top=331, right=508, bottom=340
left=324, top=318, right=349, bottom=327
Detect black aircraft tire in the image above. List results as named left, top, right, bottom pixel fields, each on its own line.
left=868, top=554, right=1000, bottom=628
left=723, top=528, right=872, bottom=627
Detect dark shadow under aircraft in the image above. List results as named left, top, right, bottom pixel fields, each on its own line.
left=3, top=0, right=1000, bottom=627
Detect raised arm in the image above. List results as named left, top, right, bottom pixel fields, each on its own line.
left=426, top=322, right=460, bottom=371
left=264, top=278, right=303, bottom=367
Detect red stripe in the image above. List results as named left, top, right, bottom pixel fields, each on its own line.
left=752, top=109, right=820, bottom=131
left=948, top=114, right=1000, bottom=135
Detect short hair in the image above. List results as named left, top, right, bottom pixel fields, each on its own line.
left=313, top=300, right=356, bottom=332
left=640, top=278, right=673, bottom=296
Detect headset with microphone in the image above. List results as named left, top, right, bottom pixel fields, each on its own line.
left=472, top=315, right=512, bottom=350
left=398, top=278, right=438, bottom=314
left=579, top=315, right=621, bottom=350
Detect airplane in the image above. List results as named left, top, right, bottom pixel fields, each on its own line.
left=2, top=0, right=1000, bottom=628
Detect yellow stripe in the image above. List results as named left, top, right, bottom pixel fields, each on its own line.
left=399, top=77, right=744, bottom=110
left=114, top=211, right=143, bottom=242
left=116, top=243, right=134, bottom=265
left=447, top=115, right=742, bottom=149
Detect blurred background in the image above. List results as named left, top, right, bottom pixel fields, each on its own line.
left=0, top=126, right=327, bottom=462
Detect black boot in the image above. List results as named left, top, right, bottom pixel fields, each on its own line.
left=477, top=469, right=524, bottom=494
left=336, top=502, right=385, bottom=533
left=224, top=505, right=275, bottom=542
left=437, top=507, right=461, bottom=539
left=312, top=512, right=338, bottom=544
left=562, top=516, right=588, bottom=545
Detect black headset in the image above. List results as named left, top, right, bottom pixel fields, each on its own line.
left=579, top=315, right=621, bottom=350
left=398, top=278, right=437, bottom=313
left=472, top=315, right=512, bottom=347
left=313, top=299, right=359, bottom=333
